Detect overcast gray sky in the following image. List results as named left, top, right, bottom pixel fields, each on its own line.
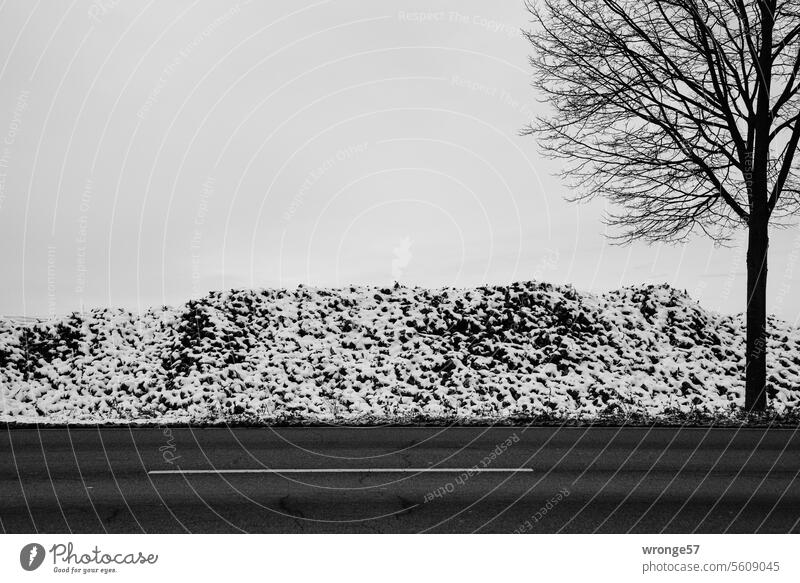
left=1, top=0, right=799, bottom=322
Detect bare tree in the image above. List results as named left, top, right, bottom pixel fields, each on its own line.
left=524, top=0, right=800, bottom=411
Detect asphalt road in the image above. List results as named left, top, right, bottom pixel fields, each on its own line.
left=1, top=425, right=799, bottom=533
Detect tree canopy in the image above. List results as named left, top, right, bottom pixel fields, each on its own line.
left=524, top=0, right=800, bottom=243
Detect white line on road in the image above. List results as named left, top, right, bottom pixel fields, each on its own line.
left=148, top=468, right=535, bottom=475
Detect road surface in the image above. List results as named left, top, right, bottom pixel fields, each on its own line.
left=1, top=425, right=799, bottom=533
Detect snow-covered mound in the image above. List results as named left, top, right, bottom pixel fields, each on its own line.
left=1, top=282, right=798, bottom=423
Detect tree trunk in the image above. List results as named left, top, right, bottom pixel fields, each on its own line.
left=744, top=0, right=775, bottom=413
left=745, top=215, right=769, bottom=412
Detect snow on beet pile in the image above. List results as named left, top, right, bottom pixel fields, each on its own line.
left=1, top=282, right=798, bottom=423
